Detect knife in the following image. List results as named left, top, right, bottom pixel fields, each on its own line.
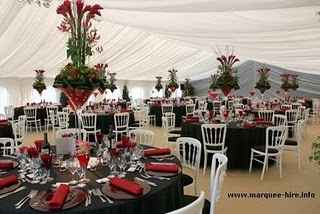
left=135, top=177, right=157, bottom=187
left=0, top=186, right=26, bottom=199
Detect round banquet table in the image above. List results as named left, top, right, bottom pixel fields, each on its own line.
left=181, top=122, right=267, bottom=169
left=14, top=106, right=61, bottom=126
left=149, top=105, right=186, bottom=127
left=68, top=112, right=136, bottom=134
left=0, top=122, right=14, bottom=138
left=0, top=154, right=183, bottom=214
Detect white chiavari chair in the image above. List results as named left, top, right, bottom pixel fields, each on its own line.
left=24, top=107, right=42, bottom=133
left=285, top=110, right=298, bottom=139
left=129, top=129, right=154, bottom=146
left=4, top=105, right=14, bottom=122
left=166, top=191, right=205, bottom=214
left=57, top=112, right=69, bottom=130
left=114, top=112, right=130, bottom=142
left=201, top=124, right=227, bottom=175
left=80, top=113, right=101, bottom=143
left=258, top=110, right=274, bottom=123
left=272, top=114, right=287, bottom=126
left=249, top=126, right=286, bottom=180
left=12, top=120, right=25, bottom=147
left=185, top=104, right=195, bottom=116
left=0, top=138, right=16, bottom=156
left=45, top=105, right=58, bottom=131
left=176, top=137, right=202, bottom=194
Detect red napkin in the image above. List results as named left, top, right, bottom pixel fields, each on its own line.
left=243, top=122, right=256, bottom=128
left=0, top=119, right=8, bottom=123
left=0, top=175, right=18, bottom=189
left=185, top=118, right=199, bottom=123
left=48, top=184, right=70, bottom=209
left=110, top=177, right=143, bottom=196
left=144, top=148, right=171, bottom=157
left=0, top=161, right=13, bottom=170
left=145, top=163, right=179, bottom=173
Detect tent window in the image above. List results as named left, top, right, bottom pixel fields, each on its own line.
left=0, top=87, right=8, bottom=114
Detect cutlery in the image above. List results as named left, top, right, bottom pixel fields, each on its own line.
left=15, top=190, right=38, bottom=209
left=140, top=173, right=170, bottom=181
left=92, top=189, right=106, bottom=203
left=0, top=186, right=26, bottom=199
left=96, top=188, right=113, bottom=204
left=135, top=177, right=157, bottom=187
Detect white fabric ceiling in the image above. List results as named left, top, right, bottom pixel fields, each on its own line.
left=0, top=0, right=319, bottom=81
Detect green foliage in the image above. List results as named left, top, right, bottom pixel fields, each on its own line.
left=183, top=79, right=194, bottom=97
left=255, top=66, right=271, bottom=94
left=122, top=85, right=130, bottom=101
left=216, top=65, right=239, bottom=90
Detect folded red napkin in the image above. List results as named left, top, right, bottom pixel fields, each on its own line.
left=0, top=175, right=18, bottom=189
left=0, top=119, right=8, bottom=123
left=144, top=148, right=171, bottom=157
left=110, top=177, right=143, bottom=196
left=49, top=184, right=70, bottom=209
left=145, top=163, right=179, bottom=173
left=185, top=118, right=199, bottom=123
left=0, top=161, right=13, bottom=170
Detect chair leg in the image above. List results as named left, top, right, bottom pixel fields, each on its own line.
left=260, top=155, right=267, bottom=180
left=249, top=150, right=253, bottom=173
left=279, top=154, right=283, bottom=178
left=203, top=152, right=208, bottom=176
left=297, top=148, right=301, bottom=169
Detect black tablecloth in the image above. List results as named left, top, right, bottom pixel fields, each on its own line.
left=149, top=105, right=186, bottom=127
left=0, top=155, right=183, bottom=214
left=0, top=123, right=14, bottom=138
left=69, top=112, right=135, bottom=134
left=181, top=122, right=267, bottom=169
left=14, top=107, right=51, bottom=126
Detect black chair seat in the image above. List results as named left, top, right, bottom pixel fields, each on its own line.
left=285, top=139, right=297, bottom=146
left=253, top=145, right=279, bottom=154
left=130, top=122, right=140, bottom=128
left=182, top=174, right=193, bottom=187
left=169, top=130, right=182, bottom=135
left=182, top=195, right=210, bottom=214
left=168, top=136, right=179, bottom=142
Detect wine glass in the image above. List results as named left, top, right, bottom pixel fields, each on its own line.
left=76, top=153, right=90, bottom=184
left=66, top=157, right=79, bottom=185
left=40, top=154, right=52, bottom=184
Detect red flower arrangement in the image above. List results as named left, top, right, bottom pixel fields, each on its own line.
left=167, top=69, right=179, bottom=92
left=53, top=0, right=110, bottom=110
left=280, top=73, right=299, bottom=92
left=255, top=66, right=271, bottom=94
left=32, top=70, right=46, bottom=95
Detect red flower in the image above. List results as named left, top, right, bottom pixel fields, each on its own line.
left=76, top=0, right=84, bottom=16
left=90, top=4, right=103, bottom=17
left=57, top=0, right=72, bottom=17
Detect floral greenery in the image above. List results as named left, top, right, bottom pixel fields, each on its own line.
left=167, top=69, right=179, bottom=91
left=32, top=70, right=46, bottom=95
left=155, top=76, right=163, bottom=92
left=209, top=74, right=219, bottom=90
left=255, top=66, right=271, bottom=94
left=280, top=73, right=299, bottom=91
left=215, top=53, right=240, bottom=93
left=183, top=78, right=194, bottom=97
left=309, top=136, right=320, bottom=165
left=122, top=84, right=130, bottom=101
left=53, top=0, right=109, bottom=90
left=108, top=73, right=117, bottom=92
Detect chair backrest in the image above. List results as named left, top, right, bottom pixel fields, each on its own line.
left=303, top=108, right=310, bottom=121
left=176, top=137, right=202, bottom=171
left=201, top=124, right=227, bottom=148
left=114, top=112, right=130, bottom=131
left=209, top=153, right=228, bottom=214
left=4, top=105, right=14, bottom=119
left=285, top=110, right=298, bottom=124
left=292, top=102, right=301, bottom=110
left=166, top=191, right=205, bottom=214
left=46, top=106, right=58, bottom=118
left=57, top=112, right=69, bottom=129
left=198, top=100, right=207, bottom=111
left=186, top=104, right=195, bottom=116
left=280, top=104, right=292, bottom=110
left=272, top=114, right=287, bottom=126
left=234, top=103, right=244, bottom=109
left=24, top=107, right=37, bottom=120
left=12, top=120, right=25, bottom=143
left=227, top=100, right=234, bottom=110
left=161, top=104, right=173, bottom=114
left=297, top=106, right=306, bottom=120
left=266, top=126, right=286, bottom=151
left=295, top=120, right=304, bottom=145
left=258, top=110, right=274, bottom=122
left=163, top=112, right=176, bottom=129
left=213, top=101, right=221, bottom=112
left=81, top=113, right=97, bottom=130
left=0, top=138, right=15, bottom=156
left=62, top=107, right=70, bottom=114
left=129, top=129, right=154, bottom=146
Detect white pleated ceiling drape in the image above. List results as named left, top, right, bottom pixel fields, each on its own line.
left=0, top=0, right=319, bottom=81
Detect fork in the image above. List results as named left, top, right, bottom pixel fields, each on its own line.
left=92, top=189, right=106, bottom=203
left=140, top=173, right=170, bottom=181
left=15, top=190, right=38, bottom=209
left=96, top=188, right=114, bottom=204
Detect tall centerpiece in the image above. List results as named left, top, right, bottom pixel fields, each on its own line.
left=255, top=66, right=271, bottom=99
left=155, top=76, right=163, bottom=92
left=208, top=74, right=219, bottom=100
left=280, top=73, right=299, bottom=102
left=33, top=70, right=46, bottom=95
left=215, top=52, right=240, bottom=97
left=53, top=0, right=108, bottom=111
left=167, top=69, right=179, bottom=92
left=108, top=72, right=117, bottom=93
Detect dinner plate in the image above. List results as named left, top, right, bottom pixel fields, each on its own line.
left=0, top=157, right=19, bottom=170
left=101, top=179, right=151, bottom=200
left=0, top=179, right=22, bottom=195
left=29, top=188, right=86, bottom=212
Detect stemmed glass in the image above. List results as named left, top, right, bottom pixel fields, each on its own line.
left=40, top=154, right=52, bottom=184
left=66, top=157, right=80, bottom=185
left=76, top=153, right=90, bottom=184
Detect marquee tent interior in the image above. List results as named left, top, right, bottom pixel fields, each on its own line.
left=0, top=0, right=320, bottom=110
